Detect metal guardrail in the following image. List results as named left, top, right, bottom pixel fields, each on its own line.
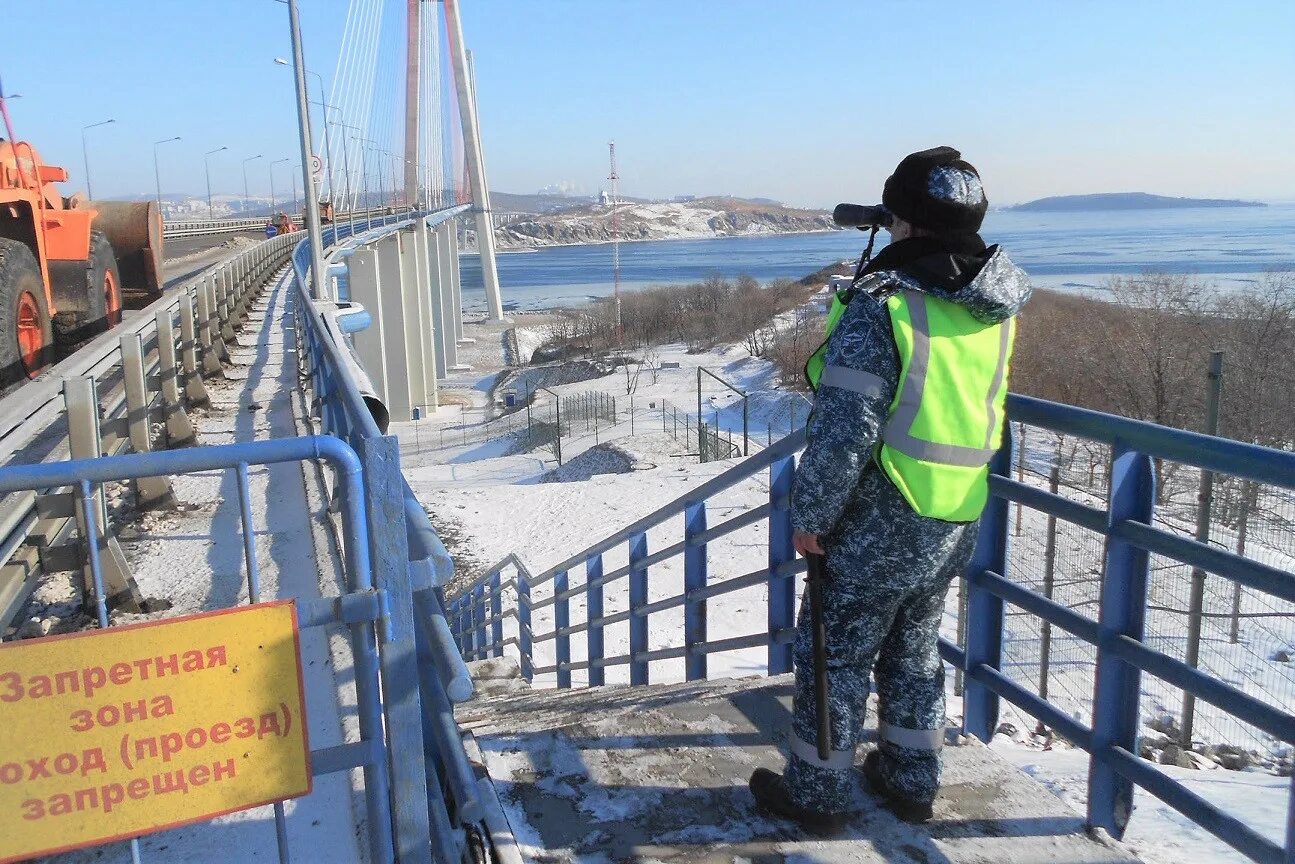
left=162, top=206, right=414, bottom=239
left=0, top=436, right=397, bottom=862
left=0, top=231, right=300, bottom=634
left=449, top=394, right=1295, bottom=864
left=288, top=206, right=484, bottom=864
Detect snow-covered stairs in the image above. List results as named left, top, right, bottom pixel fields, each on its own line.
left=457, top=666, right=1140, bottom=863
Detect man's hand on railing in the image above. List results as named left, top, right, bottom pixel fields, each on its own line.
left=793, top=530, right=824, bottom=556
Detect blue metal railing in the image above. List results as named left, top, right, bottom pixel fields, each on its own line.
left=448, top=393, right=1295, bottom=864
left=288, top=210, right=481, bottom=864
left=0, top=436, right=395, bottom=864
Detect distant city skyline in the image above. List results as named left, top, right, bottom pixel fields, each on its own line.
left=4, top=1, right=1293, bottom=208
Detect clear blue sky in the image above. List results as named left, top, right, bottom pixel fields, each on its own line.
left=5, top=1, right=1293, bottom=207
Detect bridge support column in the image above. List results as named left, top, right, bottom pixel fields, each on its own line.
left=411, top=220, right=439, bottom=408
left=347, top=247, right=389, bottom=406
left=444, top=2, right=504, bottom=320
left=398, top=227, right=435, bottom=415
left=435, top=225, right=465, bottom=372
left=448, top=222, right=468, bottom=345
left=376, top=233, right=414, bottom=421
left=422, top=222, right=450, bottom=379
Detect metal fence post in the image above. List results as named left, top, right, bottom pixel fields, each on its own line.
left=120, top=333, right=174, bottom=508
left=472, top=584, right=486, bottom=661
left=489, top=570, right=503, bottom=657
left=767, top=455, right=796, bottom=675
left=963, top=426, right=1014, bottom=742
left=587, top=553, right=605, bottom=687
left=155, top=308, right=197, bottom=447
left=684, top=501, right=708, bottom=681
left=218, top=270, right=237, bottom=344
left=516, top=568, right=534, bottom=682
left=629, top=531, right=649, bottom=685
left=1040, top=465, right=1061, bottom=701
left=1182, top=350, right=1224, bottom=747
left=1088, top=442, right=1155, bottom=841
left=358, top=435, right=432, bottom=864
left=62, top=377, right=148, bottom=613
left=179, top=292, right=211, bottom=405
left=555, top=570, right=571, bottom=688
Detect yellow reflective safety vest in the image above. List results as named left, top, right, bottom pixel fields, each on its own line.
left=807, top=289, right=1016, bottom=522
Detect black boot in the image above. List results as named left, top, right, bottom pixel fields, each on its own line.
left=861, top=750, right=935, bottom=824
left=748, top=768, right=852, bottom=835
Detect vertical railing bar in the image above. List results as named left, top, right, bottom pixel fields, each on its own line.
left=683, top=501, right=708, bottom=681
left=1088, top=442, right=1155, bottom=841
left=964, top=426, right=1014, bottom=742
left=766, top=456, right=795, bottom=675
left=77, top=479, right=110, bottom=628
left=555, top=570, right=571, bottom=688
left=629, top=532, right=649, bottom=686
left=236, top=463, right=262, bottom=604
left=587, top=554, right=605, bottom=687
left=517, top=569, right=534, bottom=682
left=489, top=571, right=503, bottom=658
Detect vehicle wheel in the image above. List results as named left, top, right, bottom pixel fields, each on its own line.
left=89, top=230, right=123, bottom=329
left=0, top=238, right=53, bottom=391
left=52, top=230, right=121, bottom=348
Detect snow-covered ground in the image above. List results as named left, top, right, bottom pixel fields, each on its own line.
left=407, top=305, right=1293, bottom=864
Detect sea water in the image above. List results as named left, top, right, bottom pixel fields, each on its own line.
left=458, top=203, right=1295, bottom=312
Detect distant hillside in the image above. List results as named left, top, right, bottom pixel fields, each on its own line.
left=1010, top=192, right=1266, bottom=212
left=495, top=196, right=834, bottom=248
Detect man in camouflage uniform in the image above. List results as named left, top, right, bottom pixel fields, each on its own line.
left=750, top=147, right=1032, bottom=832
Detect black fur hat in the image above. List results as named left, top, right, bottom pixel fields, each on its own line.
left=882, top=146, right=988, bottom=234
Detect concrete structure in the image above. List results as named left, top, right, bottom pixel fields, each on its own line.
left=459, top=668, right=1139, bottom=864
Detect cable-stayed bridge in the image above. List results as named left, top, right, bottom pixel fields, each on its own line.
left=0, top=3, right=1292, bottom=864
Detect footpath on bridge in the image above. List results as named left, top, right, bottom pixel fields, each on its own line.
left=456, top=660, right=1139, bottom=864
left=44, top=258, right=369, bottom=863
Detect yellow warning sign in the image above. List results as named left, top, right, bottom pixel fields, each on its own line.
left=0, top=601, right=311, bottom=862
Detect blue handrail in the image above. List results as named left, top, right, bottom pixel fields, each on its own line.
left=289, top=211, right=481, bottom=864
left=449, top=395, right=1295, bottom=864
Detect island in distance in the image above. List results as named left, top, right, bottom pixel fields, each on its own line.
left=1008, top=192, right=1266, bottom=211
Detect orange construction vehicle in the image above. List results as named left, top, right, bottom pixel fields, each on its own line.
left=0, top=129, right=163, bottom=390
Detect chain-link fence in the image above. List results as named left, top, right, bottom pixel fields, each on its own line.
left=559, top=391, right=618, bottom=436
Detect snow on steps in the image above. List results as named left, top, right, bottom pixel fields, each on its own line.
left=457, top=661, right=1139, bottom=864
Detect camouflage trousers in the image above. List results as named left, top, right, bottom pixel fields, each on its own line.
left=782, top=510, right=978, bottom=814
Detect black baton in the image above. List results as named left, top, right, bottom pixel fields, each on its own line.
left=806, top=552, right=831, bottom=762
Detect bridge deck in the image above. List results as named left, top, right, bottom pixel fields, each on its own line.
left=459, top=667, right=1138, bottom=864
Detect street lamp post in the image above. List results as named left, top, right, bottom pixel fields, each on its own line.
left=242, top=155, right=263, bottom=215
left=274, top=59, right=336, bottom=207
left=342, top=124, right=369, bottom=229
left=153, top=136, right=181, bottom=213
left=270, top=158, right=290, bottom=212
left=282, top=0, right=328, bottom=301
left=361, top=138, right=386, bottom=212
left=291, top=165, right=300, bottom=213
left=336, top=123, right=356, bottom=236
left=203, top=146, right=227, bottom=218
left=81, top=119, right=115, bottom=200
